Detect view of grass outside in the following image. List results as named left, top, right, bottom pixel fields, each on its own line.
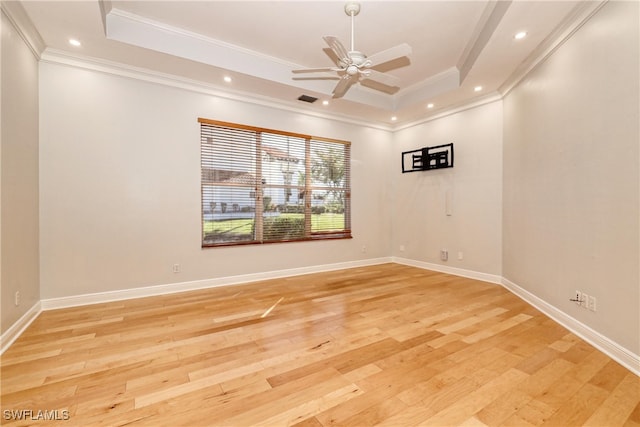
left=310, top=213, right=344, bottom=231
left=203, top=213, right=345, bottom=241
left=203, top=218, right=254, bottom=235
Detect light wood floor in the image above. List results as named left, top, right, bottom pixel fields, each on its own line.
left=1, top=264, right=638, bottom=426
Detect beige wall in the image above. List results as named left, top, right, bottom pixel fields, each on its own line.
left=1, top=10, right=40, bottom=334
left=38, top=63, right=393, bottom=299
left=503, top=0, right=639, bottom=353
left=392, top=101, right=503, bottom=275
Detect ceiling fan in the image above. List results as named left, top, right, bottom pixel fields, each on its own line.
left=292, top=2, right=412, bottom=99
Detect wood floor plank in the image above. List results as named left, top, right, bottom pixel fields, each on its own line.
left=418, top=368, right=530, bottom=426
left=539, top=382, right=609, bottom=426
left=626, top=401, right=640, bottom=426
left=583, top=373, right=640, bottom=426
left=475, top=389, right=532, bottom=426
left=314, top=359, right=437, bottom=425
left=589, top=359, right=632, bottom=391
left=1, top=264, right=637, bottom=426
left=338, top=396, right=409, bottom=426
left=508, top=398, right=557, bottom=426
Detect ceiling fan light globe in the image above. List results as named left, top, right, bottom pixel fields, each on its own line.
left=346, top=65, right=359, bottom=76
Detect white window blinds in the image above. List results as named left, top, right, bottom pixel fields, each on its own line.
left=200, top=118, right=351, bottom=247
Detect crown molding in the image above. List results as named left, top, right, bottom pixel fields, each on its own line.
left=499, top=0, right=608, bottom=97
left=393, top=92, right=503, bottom=131
left=102, top=6, right=483, bottom=115
left=104, top=7, right=394, bottom=111
left=40, top=48, right=501, bottom=133
left=394, top=67, right=460, bottom=111
left=1, top=0, right=45, bottom=59
left=36, top=0, right=609, bottom=134
left=40, top=48, right=394, bottom=132
left=396, top=0, right=609, bottom=131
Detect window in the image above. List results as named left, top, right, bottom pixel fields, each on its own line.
left=200, top=118, right=351, bottom=247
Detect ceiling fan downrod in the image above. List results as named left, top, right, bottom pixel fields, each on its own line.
left=344, top=2, right=360, bottom=53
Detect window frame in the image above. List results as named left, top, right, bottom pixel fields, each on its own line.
left=199, top=118, right=352, bottom=248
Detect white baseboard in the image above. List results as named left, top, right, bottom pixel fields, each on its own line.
left=1, top=301, right=42, bottom=355
left=391, top=257, right=639, bottom=376
left=5, top=258, right=639, bottom=378
left=392, top=256, right=502, bottom=284
left=501, top=277, right=640, bottom=376
left=41, top=257, right=393, bottom=310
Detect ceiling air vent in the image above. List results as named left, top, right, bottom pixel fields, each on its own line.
left=297, top=94, right=318, bottom=103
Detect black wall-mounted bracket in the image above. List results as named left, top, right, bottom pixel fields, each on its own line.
left=402, top=143, right=454, bottom=173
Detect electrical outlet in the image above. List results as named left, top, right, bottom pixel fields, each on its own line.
left=399, top=245, right=405, bottom=252
left=457, top=252, right=463, bottom=260
left=440, top=249, right=448, bottom=261
left=588, top=295, right=597, bottom=312
left=581, top=293, right=589, bottom=308
left=172, top=263, right=180, bottom=273
left=361, top=245, right=367, bottom=253
left=574, top=290, right=582, bottom=306
left=14, top=291, right=20, bottom=306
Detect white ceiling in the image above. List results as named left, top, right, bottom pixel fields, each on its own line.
left=17, top=0, right=596, bottom=127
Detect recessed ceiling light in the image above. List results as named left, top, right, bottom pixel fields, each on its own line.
left=68, top=39, right=81, bottom=47
left=391, top=116, right=397, bottom=121
left=474, top=86, right=483, bottom=92
left=427, top=103, right=434, bottom=109
left=223, top=76, right=232, bottom=83
left=322, top=100, right=329, bottom=106
left=514, top=31, right=527, bottom=40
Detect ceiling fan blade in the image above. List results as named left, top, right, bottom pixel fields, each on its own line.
left=332, top=76, right=355, bottom=98
left=361, top=69, right=401, bottom=88
left=323, top=36, right=351, bottom=64
left=292, top=72, right=340, bottom=81
left=292, top=67, right=341, bottom=74
left=366, top=43, right=412, bottom=66
left=360, top=79, right=400, bottom=94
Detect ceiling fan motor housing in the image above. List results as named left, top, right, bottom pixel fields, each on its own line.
left=349, top=51, right=367, bottom=66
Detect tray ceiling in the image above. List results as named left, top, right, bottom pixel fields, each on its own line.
left=16, top=1, right=599, bottom=127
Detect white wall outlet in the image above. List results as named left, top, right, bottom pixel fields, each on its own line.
left=581, top=293, right=589, bottom=308
left=457, top=252, right=463, bottom=260
left=588, top=295, right=597, bottom=312
left=440, top=249, right=448, bottom=261
left=574, top=290, right=582, bottom=306
left=399, top=245, right=405, bottom=252
left=361, top=245, right=367, bottom=253
left=14, top=291, right=20, bottom=306
left=172, top=263, right=181, bottom=273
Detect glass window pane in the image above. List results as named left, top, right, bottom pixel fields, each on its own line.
left=310, top=189, right=346, bottom=232
left=261, top=133, right=306, bottom=210
left=311, top=143, right=346, bottom=188
left=262, top=212, right=305, bottom=241
left=203, top=186, right=256, bottom=244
